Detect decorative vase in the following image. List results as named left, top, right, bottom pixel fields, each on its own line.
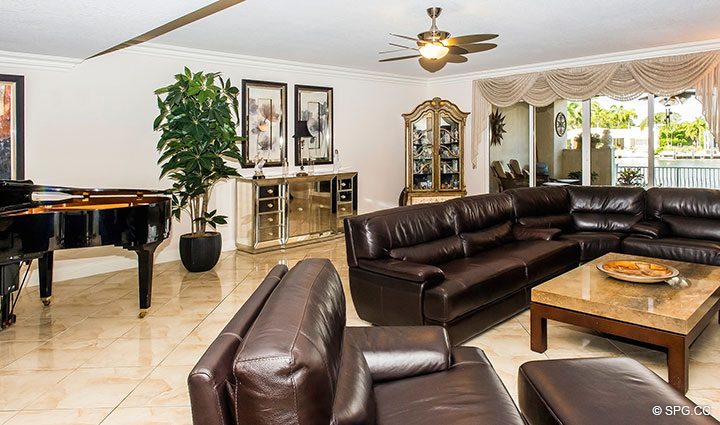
left=179, top=232, right=222, bottom=272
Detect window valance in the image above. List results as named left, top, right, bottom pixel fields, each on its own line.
left=471, top=50, right=720, bottom=168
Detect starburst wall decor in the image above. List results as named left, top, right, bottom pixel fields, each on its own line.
left=489, top=109, right=506, bottom=147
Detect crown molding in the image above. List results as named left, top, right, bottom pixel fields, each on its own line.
left=0, top=49, right=82, bottom=71
left=428, top=38, right=720, bottom=85
left=127, top=43, right=428, bottom=86
left=3, top=37, right=720, bottom=85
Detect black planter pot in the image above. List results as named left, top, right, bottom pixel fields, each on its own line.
left=179, top=232, right=222, bottom=272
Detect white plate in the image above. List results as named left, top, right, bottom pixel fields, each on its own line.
left=596, top=260, right=679, bottom=283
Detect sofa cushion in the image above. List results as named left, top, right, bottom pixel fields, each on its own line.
left=567, top=186, right=644, bottom=232
left=459, top=221, right=514, bottom=257
left=389, top=235, right=463, bottom=265
left=374, top=347, right=524, bottom=425
left=559, top=232, right=625, bottom=261
left=622, top=236, right=720, bottom=266
left=344, top=202, right=456, bottom=264
left=483, top=240, right=580, bottom=283
left=233, top=259, right=346, bottom=425
left=507, top=186, right=573, bottom=230
left=424, top=256, right=527, bottom=323
left=646, top=187, right=720, bottom=242
left=449, top=193, right=515, bottom=234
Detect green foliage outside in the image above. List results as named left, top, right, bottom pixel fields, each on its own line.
left=566, top=102, right=637, bottom=130
left=567, top=170, right=599, bottom=183
left=567, top=100, right=710, bottom=153
left=656, top=118, right=708, bottom=150
left=617, top=168, right=645, bottom=186
left=154, top=67, right=244, bottom=235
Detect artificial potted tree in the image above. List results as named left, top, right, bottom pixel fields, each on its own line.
left=154, top=67, right=243, bottom=272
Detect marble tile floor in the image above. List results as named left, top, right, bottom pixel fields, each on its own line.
left=0, top=238, right=717, bottom=424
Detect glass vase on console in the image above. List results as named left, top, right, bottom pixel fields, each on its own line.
left=333, top=149, right=340, bottom=172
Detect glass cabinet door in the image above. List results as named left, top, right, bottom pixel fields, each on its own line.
left=438, top=113, right=461, bottom=191
left=411, top=112, right=435, bottom=191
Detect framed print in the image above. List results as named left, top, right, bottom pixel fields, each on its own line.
left=241, top=80, right=287, bottom=168
left=294, top=85, right=333, bottom=166
left=0, top=74, right=24, bottom=179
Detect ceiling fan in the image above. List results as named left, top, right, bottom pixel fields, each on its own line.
left=379, top=7, right=498, bottom=73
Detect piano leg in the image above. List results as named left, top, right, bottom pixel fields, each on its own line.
left=133, top=244, right=158, bottom=319
left=0, top=264, right=19, bottom=329
left=38, top=252, right=53, bottom=306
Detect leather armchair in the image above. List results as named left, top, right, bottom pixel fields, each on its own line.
left=189, top=258, right=526, bottom=425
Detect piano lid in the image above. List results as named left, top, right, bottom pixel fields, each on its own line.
left=0, top=180, right=169, bottom=214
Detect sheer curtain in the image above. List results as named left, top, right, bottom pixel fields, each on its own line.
left=470, top=51, right=720, bottom=168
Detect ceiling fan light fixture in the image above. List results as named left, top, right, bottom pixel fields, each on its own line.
left=419, top=43, right=449, bottom=60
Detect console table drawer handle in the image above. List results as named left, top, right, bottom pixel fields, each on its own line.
left=267, top=203, right=273, bottom=208
left=298, top=207, right=304, bottom=212
left=267, top=189, right=274, bottom=194
left=268, top=217, right=274, bottom=222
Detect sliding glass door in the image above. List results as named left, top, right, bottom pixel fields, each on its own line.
left=488, top=92, right=717, bottom=191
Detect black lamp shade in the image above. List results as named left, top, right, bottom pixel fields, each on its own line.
left=294, top=120, right=313, bottom=139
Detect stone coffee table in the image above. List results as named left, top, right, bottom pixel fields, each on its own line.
left=530, top=252, right=720, bottom=393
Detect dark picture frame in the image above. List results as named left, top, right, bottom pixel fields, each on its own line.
left=240, top=80, right=287, bottom=168
left=0, top=74, right=24, bottom=180
left=294, top=85, right=333, bottom=166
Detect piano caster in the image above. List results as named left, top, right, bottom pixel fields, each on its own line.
left=138, top=309, right=148, bottom=319
left=1, top=314, right=16, bottom=329
left=41, top=296, right=52, bottom=306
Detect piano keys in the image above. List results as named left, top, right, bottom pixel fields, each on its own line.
left=0, top=180, right=171, bottom=328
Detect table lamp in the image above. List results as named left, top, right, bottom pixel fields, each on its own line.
left=294, top=120, right=313, bottom=177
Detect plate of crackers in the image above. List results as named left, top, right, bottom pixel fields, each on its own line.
left=597, top=260, right=679, bottom=283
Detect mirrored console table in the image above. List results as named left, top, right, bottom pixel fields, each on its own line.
left=235, top=172, right=358, bottom=253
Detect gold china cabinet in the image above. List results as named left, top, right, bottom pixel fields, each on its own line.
left=402, top=97, right=469, bottom=205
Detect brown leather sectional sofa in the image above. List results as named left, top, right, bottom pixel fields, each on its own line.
left=344, top=186, right=720, bottom=343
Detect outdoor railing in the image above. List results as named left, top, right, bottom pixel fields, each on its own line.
left=616, top=165, right=720, bottom=188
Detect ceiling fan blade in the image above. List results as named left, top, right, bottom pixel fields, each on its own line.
left=380, top=48, right=414, bottom=54
left=444, top=54, right=468, bottom=64
left=419, top=57, right=447, bottom=73
left=89, top=0, right=247, bottom=58
left=448, top=46, right=468, bottom=55
left=389, top=42, right=418, bottom=51
left=380, top=48, right=408, bottom=54
left=457, top=43, right=497, bottom=53
left=390, top=33, right=428, bottom=44
left=444, top=34, right=498, bottom=46
left=379, top=54, right=422, bottom=62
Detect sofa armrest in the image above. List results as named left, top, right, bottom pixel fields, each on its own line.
left=356, top=258, right=444, bottom=283
left=513, top=225, right=562, bottom=241
left=630, top=221, right=668, bottom=239
left=345, top=326, right=451, bottom=382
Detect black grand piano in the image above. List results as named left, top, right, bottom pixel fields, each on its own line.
left=0, top=180, right=171, bottom=328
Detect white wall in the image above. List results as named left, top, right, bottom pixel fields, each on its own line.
left=1, top=46, right=426, bottom=282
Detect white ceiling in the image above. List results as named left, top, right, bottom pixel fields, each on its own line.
left=0, top=0, right=215, bottom=58
left=3, top=1, right=720, bottom=77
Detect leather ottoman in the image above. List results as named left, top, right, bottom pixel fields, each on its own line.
left=518, top=357, right=718, bottom=425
